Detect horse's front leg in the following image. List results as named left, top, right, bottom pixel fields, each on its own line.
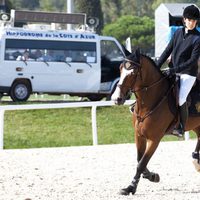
left=135, top=134, right=160, bottom=182
left=134, top=134, right=160, bottom=182
left=120, top=138, right=160, bottom=195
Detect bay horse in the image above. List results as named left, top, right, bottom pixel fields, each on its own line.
left=111, top=49, right=200, bottom=195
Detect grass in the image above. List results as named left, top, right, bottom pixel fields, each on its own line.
left=3, top=104, right=135, bottom=149
left=1, top=94, right=197, bottom=149
left=4, top=108, right=93, bottom=149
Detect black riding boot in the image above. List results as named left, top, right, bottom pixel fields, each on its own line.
left=174, top=103, right=188, bottom=136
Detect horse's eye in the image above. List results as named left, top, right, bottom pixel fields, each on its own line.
left=124, top=61, right=132, bottom=70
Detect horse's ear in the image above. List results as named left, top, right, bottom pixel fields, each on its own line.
left=135, top=48, right=140, bottom=60
left=121, top=44, right=131, bottom=56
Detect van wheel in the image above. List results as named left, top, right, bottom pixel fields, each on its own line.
left=10, top=80, right=31, bottom=102
left=87, top=95, right=104, bottom=101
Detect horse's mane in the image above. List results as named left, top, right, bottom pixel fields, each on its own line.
left=141, top=54, right=164, bottom=76
left=125, top=50, right=164, bottom=77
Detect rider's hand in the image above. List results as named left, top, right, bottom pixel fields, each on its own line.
left=169, top=68, right=176, bottom=74
left=163, top=68, right=176, bottom=76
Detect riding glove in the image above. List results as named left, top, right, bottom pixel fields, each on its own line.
left=165, top=68, right=177, bottom=75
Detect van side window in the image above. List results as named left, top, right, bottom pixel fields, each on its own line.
left=4, top=39, right=97, bottom=63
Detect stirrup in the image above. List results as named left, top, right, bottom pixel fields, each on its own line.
left=172, top=124, right=184, bottom=137
left=172, top=129, right=184, bottom=137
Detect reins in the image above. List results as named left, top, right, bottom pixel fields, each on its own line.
left=134, top=82, right=174, bottom=123
left=132, top=75, right=167, bottom=93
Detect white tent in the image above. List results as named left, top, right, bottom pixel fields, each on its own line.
left=155, top=3, right=195, bottom=58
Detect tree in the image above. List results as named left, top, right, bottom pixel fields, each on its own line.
left=9, top=0, right=21, bottom=9
left=102, top=15, right=154, bottom=54
left=21, top=0, right=39, bottom=10
left=40, top=0, right=66, bottom=12
left=0, top=0, right=13, bottom=12
left=9, top=0, right=39, bottom=10
left=75, top=0, right=104, bottom=33
left=152, top=0, right=199, bottom=10
left=101, top=0, right=121, bottom=23
left=101, top=0, right=155, bottom=23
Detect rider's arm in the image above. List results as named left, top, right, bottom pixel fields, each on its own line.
left=156, top=38, right=174, bottom=69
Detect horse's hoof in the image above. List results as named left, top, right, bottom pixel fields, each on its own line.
left=143, top=172, right=160, bottom=182
left=152, top=173, right=160, bottom=182
left=119, top=185, right=136, bottom=195
left=193, top=159, right=200, bottom=172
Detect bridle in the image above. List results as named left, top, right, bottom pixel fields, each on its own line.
left=117, top=57, right=169, bottom=93
left=117, top=58, right=142, bottom=97
left=117, top=56, right=173, bottom=122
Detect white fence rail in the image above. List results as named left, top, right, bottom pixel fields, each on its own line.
left=0, top=100, right=135, bottom=150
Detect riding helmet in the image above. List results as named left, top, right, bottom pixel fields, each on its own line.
left=183, top=5, right=200, bottom=20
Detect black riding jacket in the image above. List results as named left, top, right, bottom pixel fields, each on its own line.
left=157, top=27, right=200, bottom=76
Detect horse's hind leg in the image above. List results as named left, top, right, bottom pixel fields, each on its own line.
left=192, top=127, right=200, bottom=172
left=120, top=138, right=160, bottom=195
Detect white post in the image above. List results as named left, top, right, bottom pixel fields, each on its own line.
left=184, top=131, right=190, bottom=141
left=0, top=109, right=5, bottom=150
left=91, top=105, right=98, bottom=145
left=125, top=37, right=132, bottom=52
left=67, top=0, right=74, bottom=30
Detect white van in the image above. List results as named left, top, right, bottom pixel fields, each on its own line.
left=0, top=10, right=126, bottom=102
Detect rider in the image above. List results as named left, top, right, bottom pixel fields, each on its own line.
left=157, top=5, right=200, bottom=136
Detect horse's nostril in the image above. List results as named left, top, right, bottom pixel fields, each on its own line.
left=115, top=97, right=125, bottom=105
left=117, top=97, right=122, bottom=102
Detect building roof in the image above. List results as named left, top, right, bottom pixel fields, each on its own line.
left=162, top=3, right=196, bottom=16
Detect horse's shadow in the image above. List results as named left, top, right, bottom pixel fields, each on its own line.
left=162, top=187, right=200, bottom=194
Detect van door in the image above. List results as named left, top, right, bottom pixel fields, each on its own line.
left=67, top=61, right=100, bottom=93
left=65, top=43, right=100, bottom=93
left=100, top=39, right=125, bottom=83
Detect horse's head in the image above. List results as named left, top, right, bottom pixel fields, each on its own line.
left=111, top=49, right=141, bottom=105
left=112, top=49, right=161, bottom=105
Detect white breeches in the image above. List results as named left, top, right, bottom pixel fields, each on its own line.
left=179, top=74, right=196, bottom=106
